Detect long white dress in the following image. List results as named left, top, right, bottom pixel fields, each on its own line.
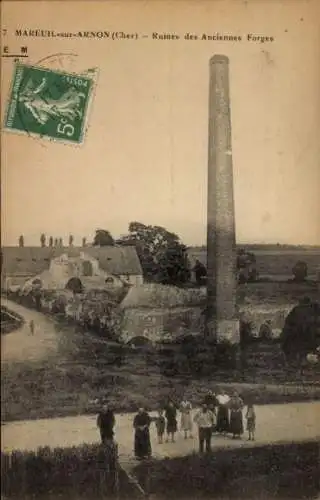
left=180, top=400, right=193, bottom=431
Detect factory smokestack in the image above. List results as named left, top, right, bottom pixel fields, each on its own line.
left=206, top=55, right=239, bottom=344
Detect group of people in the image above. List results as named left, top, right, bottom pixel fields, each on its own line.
left=96, top=390, right=256, bottom=460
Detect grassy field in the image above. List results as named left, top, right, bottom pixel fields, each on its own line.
left=188, top=246, right=320, bottom=278
left=2, top=312, right=320, bottom=422
left=133, top=440, right=320, bottom=499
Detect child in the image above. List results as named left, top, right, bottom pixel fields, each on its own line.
left=29, top=319, right=35, bottom=335
left=155, top=409, right=166, bottom=444
left=245, top=403, right=256, bottom=441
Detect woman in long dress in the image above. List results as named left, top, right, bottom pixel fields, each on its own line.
left=216, top=390, right=230, bottom=434
left=228, top=392, right=244, bottom=439
left=133, top=408, right=152, bottom=459
left=180, top=399, right=193, bottom=439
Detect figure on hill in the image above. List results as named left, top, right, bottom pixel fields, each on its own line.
left=215, top=389, right=230, bottom=434
left=245, top=403, right=256, bottom=441
left=133, top=407, right=152, bottom=460
left=29, top=319, right=35, bottom=335
left=40, top=233, right=46, bottom=248
left=228, top=392, right=244, bottom=439
left=97, top=402, right=116, bottom=444
left=165, top=401, right=178, bottom=442
left=180, top=398, right=193, bottom=439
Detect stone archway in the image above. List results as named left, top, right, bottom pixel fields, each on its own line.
left=66, top=277, right=84, bottom=294
left=127, top=336, right=153, bottom=349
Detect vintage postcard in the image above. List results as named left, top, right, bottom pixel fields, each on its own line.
left=1, top=1, right=320, bottom=499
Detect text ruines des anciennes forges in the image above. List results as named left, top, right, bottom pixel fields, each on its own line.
left=14, top=29, right=274, bottom=43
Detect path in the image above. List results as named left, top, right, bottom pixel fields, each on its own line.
left=2, top=401, right=320, bottom=458
left=1, top=299, right=59, bottom=363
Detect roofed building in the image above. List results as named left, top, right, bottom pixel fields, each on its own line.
left=1, top=246, right=143, bottom=290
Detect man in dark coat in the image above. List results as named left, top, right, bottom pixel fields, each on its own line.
left=97, top=402, right=116, bottom=443
left=133, top=408, right=152, bottom=459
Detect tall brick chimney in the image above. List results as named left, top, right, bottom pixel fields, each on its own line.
left=206, top=55, right=239, bottom=344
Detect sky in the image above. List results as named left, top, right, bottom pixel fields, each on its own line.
left=1, top=0, right=320, bottom=247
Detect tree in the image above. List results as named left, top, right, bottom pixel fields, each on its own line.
left=69, top=234, right=74, bottom=247
left=49, top=236, right=53, bottom=247
left=157, top=242, right=191, bottom=285
left=237, top=249, right=257, bottom=283
left=93, top=229, right=114, bottom=246
left=59, top=238, right=63, bottom=247
left=18, top=235, right=24, bottom=247
left=193, top=259, right=207, bottom=285
left=40, top=233, right=46, bottom=247
left=117, top=221, right=190, bottom=285
left=82, top=237, right=87, bottom=247
left=192, top=248, right=257, bottom=285
left=54, top=238, right=58, bottom=247
left=292, top=260, right=308, bottom=283
left=281, top=298, right=320, bottom=364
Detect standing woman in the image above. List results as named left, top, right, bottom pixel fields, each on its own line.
left=216, top=389, right=230, bottom=435
left=228, top=392, right=244, bottom=439
left=180, top=398, right=193, bottom=439
left=165, top=401, right=178, bottom=442
left=133, top=408, right=152, bottom=460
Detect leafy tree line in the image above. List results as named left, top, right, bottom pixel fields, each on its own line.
left=15, top=227, right=312, bottom=287
left=92, top=223, right=261, bottom=286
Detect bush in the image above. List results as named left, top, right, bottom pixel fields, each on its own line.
left=291, top=260, right=308, bottom=283
left=280, top=299, right=320, bottom=363
left=1, top=443, right=119, bottom=497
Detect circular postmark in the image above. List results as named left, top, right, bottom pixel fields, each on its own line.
left=10, top=53, right=98, bottom=147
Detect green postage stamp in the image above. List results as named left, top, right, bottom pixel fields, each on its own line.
left=4, top=63, right=94, bottom=144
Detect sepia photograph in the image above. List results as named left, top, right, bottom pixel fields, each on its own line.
left=1, top=1, right=320, bottom=499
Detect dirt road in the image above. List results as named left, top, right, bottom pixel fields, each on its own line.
left=1, top=299, right=59, bottom=363
left=2, top=401, right=320, bottom=460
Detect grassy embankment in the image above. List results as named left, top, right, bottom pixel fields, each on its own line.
left=133, top=440, right=320, bottom=499
left=2, top=440, right=319, bottom=499
left=2, top=319, right=320, bottom=422
left=1, top=442, right=138, bottom=499
left=2, top=281, right=320, bottom=422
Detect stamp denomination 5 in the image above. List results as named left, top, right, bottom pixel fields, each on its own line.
left=4, top=63, right=94, bottom=144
